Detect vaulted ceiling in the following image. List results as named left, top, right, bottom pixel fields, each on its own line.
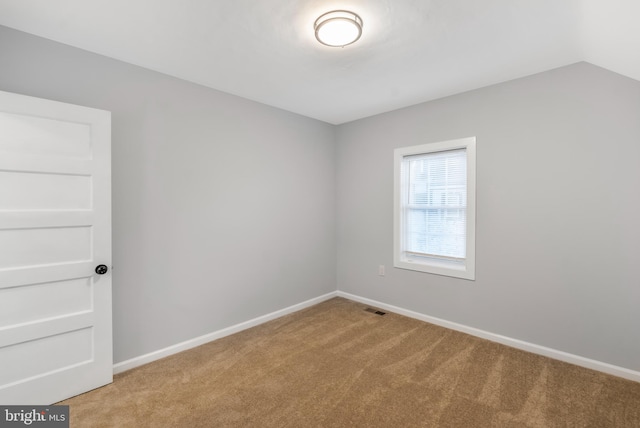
left=0, top=0, right=638, bottom=124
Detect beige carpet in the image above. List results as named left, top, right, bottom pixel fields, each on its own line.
left=61, top=297, right=640, bottom=427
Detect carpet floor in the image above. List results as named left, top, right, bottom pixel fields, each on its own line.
left=61, top=297, right=640, bottom=427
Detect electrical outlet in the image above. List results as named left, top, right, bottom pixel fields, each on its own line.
left=378, top=265, right=385, bottom=276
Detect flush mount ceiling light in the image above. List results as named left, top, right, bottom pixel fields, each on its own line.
left=314, top=10, right=363, bottom=47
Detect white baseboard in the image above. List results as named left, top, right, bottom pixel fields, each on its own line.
left=113, top=291, right=338, bottom=374
left=337, top=291, right=640, bottom=383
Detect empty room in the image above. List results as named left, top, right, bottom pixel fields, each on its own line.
left=0, top=0, right=639, bottom=426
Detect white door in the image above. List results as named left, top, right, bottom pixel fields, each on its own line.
left=0, top=90, right=112, bottom=404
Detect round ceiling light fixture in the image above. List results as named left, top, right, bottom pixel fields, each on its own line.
left=314, top=10, right=363, bottom=47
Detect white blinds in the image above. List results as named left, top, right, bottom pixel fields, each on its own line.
left=401, top=148, right=467, bottom=260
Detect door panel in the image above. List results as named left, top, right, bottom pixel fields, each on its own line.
left=0, top=170, right=92, bottom=209
left=0, top=226, right=92, bottom=268
left=0, top=111, right=92, bottom=159
left=0, top=277, right=92, bottom=325
left=0, top=90, right=112, bottom=405
left=0, top=328, right=93, bottom=386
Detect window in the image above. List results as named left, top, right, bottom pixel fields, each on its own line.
left=394, top=137, right=476, bottom=280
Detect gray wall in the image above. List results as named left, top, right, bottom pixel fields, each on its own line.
left=0, top=26, right=337, bottom=363
left=336, top=62, right=640, bottom=371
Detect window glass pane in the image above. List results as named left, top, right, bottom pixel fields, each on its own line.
left=403, top=149, right=467, bottom=259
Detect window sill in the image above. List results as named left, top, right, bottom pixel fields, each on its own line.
left=394, top=257, right=475, bottom=280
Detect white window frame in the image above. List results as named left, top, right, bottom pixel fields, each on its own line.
left=394, top=137, right=476, bottom=280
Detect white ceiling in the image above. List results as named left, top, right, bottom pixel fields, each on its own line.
left=0, top=0, right=638, bottom=124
